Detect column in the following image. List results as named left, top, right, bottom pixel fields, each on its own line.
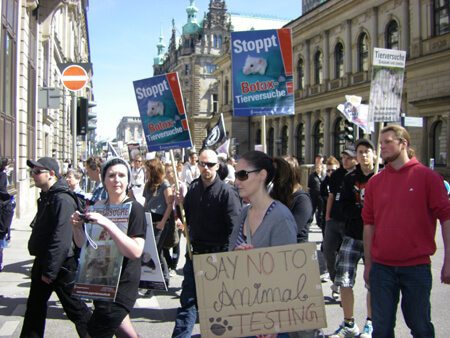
left=305, top=112, right=312, bottom=163
left=305, top=40, right=311, bottom=87
left=323, top=30, right=330, bottom=82
left=372, top=7, right=378, bottom=48
left=324, top=109, right=331, bottom=156
left=402, top=0, right=410, bottom=54
left=420, top=116, right=428, bottom=165
left=345, top=20, right=352, bottom=74
left=288, top=115, right=295, bottom=156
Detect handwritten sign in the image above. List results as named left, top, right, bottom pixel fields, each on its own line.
left=193, top=243, right=327, bottom=337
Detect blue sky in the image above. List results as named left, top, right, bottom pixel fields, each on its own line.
left=87, top=0, right=302, bottom=140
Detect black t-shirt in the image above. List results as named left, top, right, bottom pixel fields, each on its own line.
left=329, top=167, right=348, bottom=221
left=114, top=199, right=146, bottom=311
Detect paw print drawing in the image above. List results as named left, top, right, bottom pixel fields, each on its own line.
left=209, top=317, right=232, bottom=336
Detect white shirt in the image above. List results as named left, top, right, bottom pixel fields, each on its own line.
left=131, top=166, right=146, bottom=187
left=181, top=163, right=200, bottom=185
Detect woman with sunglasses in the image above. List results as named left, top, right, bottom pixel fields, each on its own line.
left=270, top=156, right=314, bottom=243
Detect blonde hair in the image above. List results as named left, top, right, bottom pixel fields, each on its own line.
left=381, top=125, right=415, bottom=159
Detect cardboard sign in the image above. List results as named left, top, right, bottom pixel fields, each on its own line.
left=231, top=29, right=294, bottom=117
left=193, top=243, right=327, bottom=337
left=133, top=73, right=193, bottom=152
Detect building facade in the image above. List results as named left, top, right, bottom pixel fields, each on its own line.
left=153, top=0, right=288, bottom=152
left=0, top=0, right=93, bottom=218
left=215, top=0, right=450, bottom=180
left=116, top=116, right=145, bottom=144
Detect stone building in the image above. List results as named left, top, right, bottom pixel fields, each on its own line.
left=214, top=0, right=450, bottom=180
left=116, top=116, right=145, bottom=144
left=0, top=0, right=93, bottom=218
left=152, top=0, right=288, bottom=151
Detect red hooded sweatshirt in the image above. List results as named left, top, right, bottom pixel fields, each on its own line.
left=362, top=158, right=450, bottom=266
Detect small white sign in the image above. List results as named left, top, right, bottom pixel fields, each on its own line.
left=404, top=117, right=423, bottom=127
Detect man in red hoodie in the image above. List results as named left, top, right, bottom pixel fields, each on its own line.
left=362, top=125, right=450, bottom=338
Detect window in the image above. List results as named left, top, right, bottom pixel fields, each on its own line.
left=334, top=118, right=346, bottom=161
left=218, top=35, right=222, bottom=48
left=185, top=64, right=190, bottom=75
left=358, top=33, right=369, bottom=72
left=224, top=79, right=229, bottom=105
left=281, top=126, right=288, bottom=155
left=334, top=43, right=344, bottom=78
left=212, top=94, right=218, bottom=113
left=386, top=20, right=399, bottom=50
left=206, top=63, right=217, bottom=74
left=296, top=123, right=305, bottom=164
left=432, top=120, right=447, bottom=166
left=297, top=58, right=304, bottom=90
left=434, top=0, right=450, bottom=36
left=268, top=128, right=274, bottom=157
left=256, top=129, right=262, bottom=146
left=213, top=35, right=217, bottom=47
left=314, top=51, right=323, bottom=85
left=1, top=0, right=18, bottom=189
left=184, top=38, right=190, bottom=48
left=313, top=121, right=324, bottom=158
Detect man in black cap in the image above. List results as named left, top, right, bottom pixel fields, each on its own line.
left=21, top=157, right=91, bottom=338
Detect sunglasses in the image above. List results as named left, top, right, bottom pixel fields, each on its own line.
left=30, top=169, right=49, bottom=175
left=198, top=161, right=217, bottom=168
left=235, top=169, right=260, bottom=181
left=326, top=169, right=336, bottom=173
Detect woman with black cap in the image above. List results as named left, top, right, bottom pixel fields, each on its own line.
left=71, top=157, right=146, bottom=338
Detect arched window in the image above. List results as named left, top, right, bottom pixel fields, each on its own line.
left=313, top=121, right=324, bottom=158
left=314, top=51, right=323, bottom=85
left=334, top=43, right=344, bottom=78
left=432, top=120, right=447, bottom=166
left=224, top=79, right=229, bottom=105
left=218, top=35, right=222, bottom=48
left=358, top=33, right=369, bottom=72
left=386, top=20, right=399, bottom=50
left=334, top=117, right=346, bottom=161
left=296, top=123, right=305, bottom=164
left=268, top=128, right=274, bottom=157
left=256, top=129, right=262, bottom=146
left=281, top=126, right=288, bottom=155
left=297, top=58, right=304, bottom=89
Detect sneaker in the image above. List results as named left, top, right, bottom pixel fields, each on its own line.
left=360, top=320, right=373, bottom=338
left=320, top=272, right=330, bottom=282
left=169, top=269, right=177, bottom=277
left=331, top=283, right=340, bottom=299
left=329, top=321, right=360, bottom=338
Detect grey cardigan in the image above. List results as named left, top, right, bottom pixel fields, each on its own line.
left=228, top=202, right=297, bottom=251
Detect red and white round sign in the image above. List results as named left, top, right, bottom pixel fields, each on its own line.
left=62, top=65, right=89, bottom=91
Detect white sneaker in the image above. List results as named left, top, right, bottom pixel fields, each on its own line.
left=329, top=321, right=360, bottom=338
left=360, top=320, right=373, bottom=338
left=320, top=272, right=330, bottom=282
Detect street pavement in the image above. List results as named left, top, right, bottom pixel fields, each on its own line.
left=0, top=209, right=449, bottom=337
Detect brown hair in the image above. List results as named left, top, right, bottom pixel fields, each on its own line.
left=381, top=125, right=415, bottom=159
left=86, top=155, right=103, bottom=171
left=326, top=156, right=340, bottom=166
left=270, top=156, right=302, bottom=208
left=144, top=158, right=165, bottom=193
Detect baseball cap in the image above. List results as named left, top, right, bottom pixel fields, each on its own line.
left=27, top=157, right=61, bottom=178
left=355, top=138, right=375, bottom=151
left=341, top=146, right=356, bottom=157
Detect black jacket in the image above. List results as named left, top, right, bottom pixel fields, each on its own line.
left=184, top=175, right=241, bottom=249
left=339, top=164, right=374, bottom=240
left=28, top=179, right=77, bottom=280
left=290, top=190, right=313, bottom=243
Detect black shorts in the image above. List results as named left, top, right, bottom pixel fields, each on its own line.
left=87, top=301, right=129, bottom=338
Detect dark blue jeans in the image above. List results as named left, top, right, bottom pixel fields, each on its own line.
left=172, top=253, right=197, bottom=338
left=370, top=262, right=435, bottom=338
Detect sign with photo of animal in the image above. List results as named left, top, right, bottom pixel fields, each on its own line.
left=193, top=243, right=327, bottom=338
left=231, top=29, right=295, bottom=117
left=133, top=73, right=193, bottom=152
left=368, top=48, right=407, bottom=122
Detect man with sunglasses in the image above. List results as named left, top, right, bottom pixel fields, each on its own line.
left=22, top=157, right=91, bottom=337
left=172, top=149, right=241, bottom=338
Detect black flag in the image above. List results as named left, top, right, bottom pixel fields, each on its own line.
left=202, top=114, right=226, bottom=149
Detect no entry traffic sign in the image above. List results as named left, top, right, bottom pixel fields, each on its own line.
left=62, top=65, right=89, bottom=91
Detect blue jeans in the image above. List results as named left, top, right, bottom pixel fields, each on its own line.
left=172, top=253, right=197, bottom=338
left=369, top=262, right=435, bottom=338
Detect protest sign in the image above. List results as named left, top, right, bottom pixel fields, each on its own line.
left=139, top=213, right=167, bottom=291
left=337, top=95, right=373, bottom=134
left=73, top=204, right=131, bottom=301
left=193, top=242, right=326, bottom=337
left=133, top=73, right=193, bottom=152
left=368, top=48, right=407, bottom=122
left=231, top=29, right=294, bottom=117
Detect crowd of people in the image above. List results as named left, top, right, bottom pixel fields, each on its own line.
left=1, top=125, right=449, bottom=338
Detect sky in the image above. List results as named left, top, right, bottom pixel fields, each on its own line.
left=87, top=0, right=302, bottom=140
